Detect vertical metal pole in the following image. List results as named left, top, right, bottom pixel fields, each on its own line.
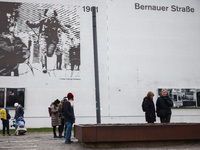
left=4, top=88, right=6, bottom=108
left=92, top=6, right=101, bottom=124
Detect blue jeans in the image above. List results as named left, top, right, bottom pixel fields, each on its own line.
left=15, top=119, right=19, bottom=131
left=65, top=121, right=72, bottom=143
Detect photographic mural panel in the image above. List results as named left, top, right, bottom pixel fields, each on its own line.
left=158, top=89, right=200, bottom=108
left=0, top=2, right=80, bottom=78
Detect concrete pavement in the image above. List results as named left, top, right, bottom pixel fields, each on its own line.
left=0, top=133, right=200, bottom=150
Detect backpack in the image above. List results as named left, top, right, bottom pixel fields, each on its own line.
left=142, top=98, right=146, bottom=112
left=62, top=101, right=70, bottom=115
left=48, top=107, right=51, bottom=117
left=0, top=108, right=7, bottom=120
left=18, top=120, right=25, bottom=128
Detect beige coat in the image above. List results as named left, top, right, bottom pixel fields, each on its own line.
left=50, top=104, right=61, bottom=127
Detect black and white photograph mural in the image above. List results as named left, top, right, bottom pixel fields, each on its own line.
left=158, top=89, right=200, bottom=108
left=0, top=2, right=80, bottom=78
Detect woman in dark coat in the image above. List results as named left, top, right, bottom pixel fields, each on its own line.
left=142, top=91, right=156, bottom=123
left=50, top=99, right=61, bottom=138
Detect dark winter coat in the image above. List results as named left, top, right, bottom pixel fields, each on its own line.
left=69, top=45, right=80, bottom=65
left=14, top=106, right=24, bottom=119
left=63, top=101, right=75, bottom=124
left=50, top=103, right=61, bottom=127
left=156, top=96, right=173, bottom=117
left=142, top=97, right=156, bottom=123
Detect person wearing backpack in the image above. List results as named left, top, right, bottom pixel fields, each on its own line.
left=142, top=91, right=156, bottom=123
left=50, top=99, right=61, bottom=138
left=63, top=93, right=75, bottom=144
left=1, top=108, right=11, bottom=136
left=58, top=97, right=67, bottom=138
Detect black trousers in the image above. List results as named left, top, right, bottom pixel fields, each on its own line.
left=160, top=114, right=171, bottom=123
left=2, top=121, right=9, bottom=134
left=59, top=119, right=66, bottom=136
left=53, top=126, right=61, bottom=135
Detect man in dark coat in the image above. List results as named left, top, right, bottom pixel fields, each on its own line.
left=69, top=44, right=80, bottom=71
left=14, top=103, right=24, bottom=131
left=156, top=89, right=173, bottom=123
left=142, top=91, right=156, bottom=123
left=69, top=39, right=80, bottom=77
left=63, top=93, right=75, bottom=144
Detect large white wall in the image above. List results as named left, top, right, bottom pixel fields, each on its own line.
left=101, top=0, right=200, bottom=124
left=0, top=0, right=200, bottom=129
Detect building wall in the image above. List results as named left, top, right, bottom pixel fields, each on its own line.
left=0, top=0, right=200, bottom=129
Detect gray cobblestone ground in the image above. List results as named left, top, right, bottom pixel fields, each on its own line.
left=0, top=133, right=200, bottom=150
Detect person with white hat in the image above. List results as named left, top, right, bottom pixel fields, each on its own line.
left=14, top=103, right=24, bottom=131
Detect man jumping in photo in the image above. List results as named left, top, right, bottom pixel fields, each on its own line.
left=26, top=9, right=70, bottom=73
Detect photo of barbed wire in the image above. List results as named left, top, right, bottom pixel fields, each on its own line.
left=0, top=2, right=80, bottom=78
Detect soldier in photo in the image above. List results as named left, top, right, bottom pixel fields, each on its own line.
left=0, top=3, right=30, bottom=76
left=69, top=38, right=80, bottom=77
left=26, top=9, right=70, bottom=73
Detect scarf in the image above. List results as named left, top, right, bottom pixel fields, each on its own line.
left=68, top=100, right=74, bottom=107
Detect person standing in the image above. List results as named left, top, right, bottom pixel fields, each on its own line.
left=56, top=50, right=62, bottom=70
left=63, top=93, right=75, bottom=144
left=156, top=89, right=173, bottom=123
left=1, top=108, right=11, bottom=136
left=142, top=91, right=156, bottom=123
left=58, top=97, right=67, bottom=138
left=50, top=99, right=61, bottom=138
left=69, top=39, right=80, bottom=77
left=14, top=103, right=24, bottom=131
left=26, top=9, right=70, bottom=73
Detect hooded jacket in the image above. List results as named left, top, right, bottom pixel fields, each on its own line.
left=142, top=97, right=156, bottom=123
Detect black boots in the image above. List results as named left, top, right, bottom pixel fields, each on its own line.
left=54, top=133, right=63, bottom=138
left=54, top=133, right=58, bottom=138
left=58, top=133, right=62, bottom=138
left=53, top=126, right=63, bottom=138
